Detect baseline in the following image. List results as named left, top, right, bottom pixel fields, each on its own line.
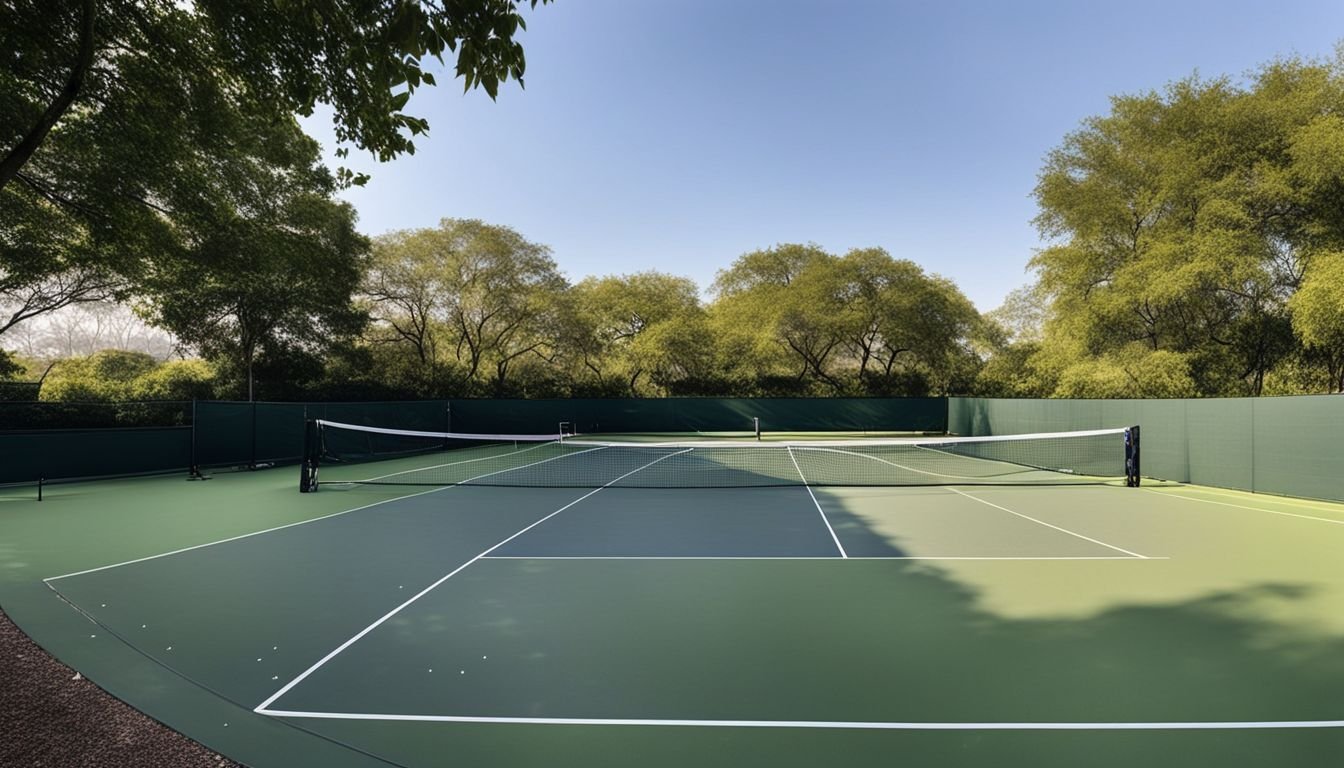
left=257, top=709, right=1344, bottom=731
left=479, top=555, right=1167, bottom=561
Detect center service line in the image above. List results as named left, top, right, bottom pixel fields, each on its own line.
left=786, top=446, right=848, bottom=558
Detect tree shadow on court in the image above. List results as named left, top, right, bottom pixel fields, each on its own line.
left=296, top=561, right=1344, bottom=768
left=11, top=477, right=1344, bottom=768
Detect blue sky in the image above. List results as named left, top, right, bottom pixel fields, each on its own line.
left=302, top=0, right=1343, bottom=311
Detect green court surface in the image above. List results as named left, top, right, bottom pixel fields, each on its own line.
left=2, top=460, right=1343, bottom=766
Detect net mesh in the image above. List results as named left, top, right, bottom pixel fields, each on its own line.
left=303, top=421, right=1136, bottom=489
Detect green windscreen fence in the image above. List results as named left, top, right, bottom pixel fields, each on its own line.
left=0, top=427, right=192, bottom=484
left=0, top=400, right=451, bottom=484
left=5, top=396, right=1338, bottom=500
left=193, top=400, right=452, bottom=469
left=948, top=396, right=1344, bottom=502
left=446, top=397, right=947, bottom=435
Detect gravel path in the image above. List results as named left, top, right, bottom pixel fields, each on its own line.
left=0, top=606, right=242, bottom=767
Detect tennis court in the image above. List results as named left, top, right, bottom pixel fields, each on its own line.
left=6, top=423, right=1344, bottom=766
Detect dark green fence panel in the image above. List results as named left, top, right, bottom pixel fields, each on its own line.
left=193, top=402, right=254, bottom=468
left=193, top=400, right=452, bottom=469
left=447, top=398, right=947, bottom=435
left=253, top=403, right=308, bottom=465
left=0, top=427, right=191, bottom=484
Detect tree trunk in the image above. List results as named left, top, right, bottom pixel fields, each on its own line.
left=0, top=0, right=97, bottom=191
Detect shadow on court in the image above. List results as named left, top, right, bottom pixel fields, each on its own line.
left=10, top=472, right=1344, bottom=768
left=274, top=560, right=1344, bottom=768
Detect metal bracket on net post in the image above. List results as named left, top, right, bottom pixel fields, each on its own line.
left=1125, top=425, right=1141, bottom=487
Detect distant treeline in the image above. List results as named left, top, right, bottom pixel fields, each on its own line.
left=6, top=41, right=1344, bottom=400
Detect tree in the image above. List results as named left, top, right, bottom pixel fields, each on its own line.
left=2, top=0, right=550, bottom=191
left=139, top=120, right=369, bottom=400
left=362, top=228, right=463, bottom=395
left=363, top=219, right=567, bottom=396
left=711, top=244, right=843, bottom=393
left=1, top=0, right=550, bottom=352
left=1290, top=250, right=1344, bottom=392
left=833, top=249, right=982, bottom=394
left=1026, top=56, right=1344, bottom=396
left=565, top=272, right=711, bottom=395
left=985, top=284, right=1048, bottom=345
left=39, top=349, right=157, bottom=401
left=710, top=244, right=983, bottom=395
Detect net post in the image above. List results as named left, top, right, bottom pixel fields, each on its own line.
left=189, top=398, right=197, bottom=478
left=753, top=417, right=761, bottom=441
left=186, top=399, right=208, bottom=480
left=299, top=419, right=319, bottom=493
left=1125, top=425, right=1141, bottom=487
left=37, top=477, right=43, bottom=502
left=249, top=400, right=258, bottom=471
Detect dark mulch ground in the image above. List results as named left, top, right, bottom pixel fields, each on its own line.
left=0, top=606, right=242, bottom=767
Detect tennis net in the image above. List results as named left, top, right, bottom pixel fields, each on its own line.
left=299, top=420, right=1141, bottom=491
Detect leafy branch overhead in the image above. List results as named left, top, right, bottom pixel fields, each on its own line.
left=196, top=0, right=551, bottom=172
left=2, top=0, right=551, bottom=193
left=1, top=0, right=552, bottom=388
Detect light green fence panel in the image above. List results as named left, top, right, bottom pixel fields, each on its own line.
left=1250, top=396, right=1343, bottom=501
left=1184, top=399, right=1254, bottom=491
left=948, top=396, right=1343, bottom=501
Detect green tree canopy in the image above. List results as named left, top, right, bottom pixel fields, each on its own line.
left=711, top=244, right=982, bottom=395
left=1289, top=250, right=1344, bottom=392
left=363, top=219, right=567, bottom=396
left=1024, top=55, right=1344, bottom=396
left=1, top=0, right=549, bottom=354
left=564, top=272, right=711, bottom=396
left=39, top=349, right=157, bottom=401
left=138, top=118, right=370, bottom=400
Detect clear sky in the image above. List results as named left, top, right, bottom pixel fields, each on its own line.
left=301, top=0, right=1343, bottom=311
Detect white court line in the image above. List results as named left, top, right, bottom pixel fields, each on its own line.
left=795, top=445, right=996, bottom=482
left=363, top=441, right=555, bottom=482
left=913, top=443, right=1023, bottom=470
left=479, top=555, right=1168, bottom=561
left=1166, top=485, right=1344, bottom=514
left=44, top=486, right=452, bottom=582
left=945, top=487, right=1149, bottom=559
left=255, top=709, right=1344, bottom=730
left=44, top=445, right=610, bottom=583
left=456, top=445, right=611, bottom=484
left=786, top=446, right=847, bottom=558
left=1143, top=489, right=1344, bottom=527
left=254, top=448, right=693, bottom=713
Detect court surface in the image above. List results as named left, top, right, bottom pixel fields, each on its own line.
left=4, top=459, right=1344, bottom=766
